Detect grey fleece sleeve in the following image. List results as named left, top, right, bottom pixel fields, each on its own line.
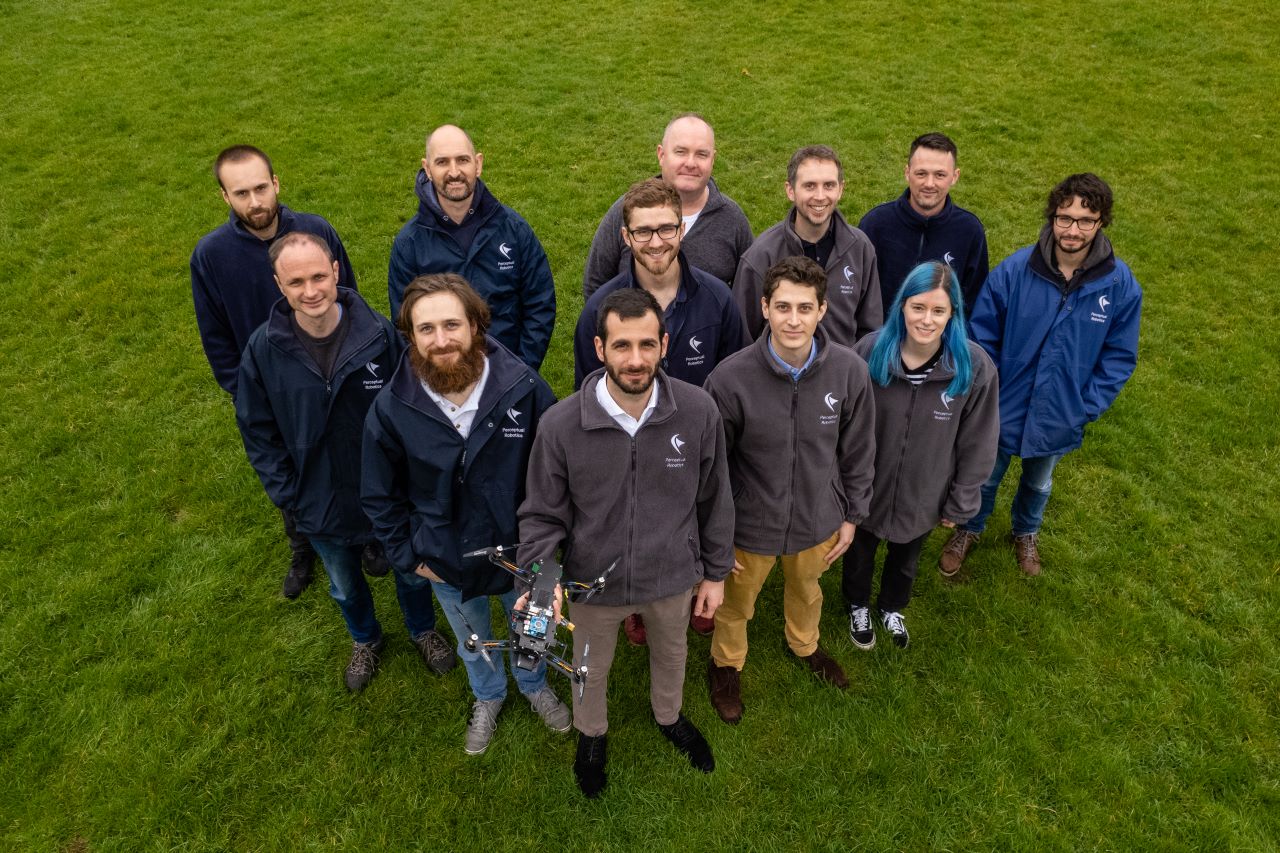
left=695, top=404, right=736, bottom=581
left=583, top=197, right=626, bottom=299
left=941, top=355, right=1001, bottom=525
left=837, top=361, right=878, bottom=524
left=517, top=423, right=571, bottom=570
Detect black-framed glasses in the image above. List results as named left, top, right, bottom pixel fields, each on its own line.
left=1053, top=215, right=1100, bottom=232
left=626, top=223, right=680, bottom=243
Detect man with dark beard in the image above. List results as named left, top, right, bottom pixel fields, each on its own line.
left=236, top=233, right=452, bottom=692
left=387, top=125, right=556, bottom=370
left=362, top=273, right=569, bottom=756
left=191, top=144, right=366, bottom=600
left=519, top=288, right=735, bottom=798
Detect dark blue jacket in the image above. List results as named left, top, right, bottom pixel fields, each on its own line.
left=573, top=253, right=749, bottom=389
left=235, top=288, right=402, bottom=541
left=859, top=190, right=988, bottom=320
left=970, top=233, right=1141, bottom=457
left=361, top=339, right=556, bottom=599
left=388, top=174, right=556, bottom=370
left=191, top=205, right=358, bottom=397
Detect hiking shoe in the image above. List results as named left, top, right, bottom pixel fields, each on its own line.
left=623, top=613, right=647, bottom=646
left=707, top=661, right=743, bottom=724
left=848, top=606, right=876, bottom=650
left=361, top=541, right=391, bottom=577
left=412, top=629, right=456, bottom=675
left=464, top=698, right=504, bottom=755
left=281, top=549, right=315, bottom=600
left=526, top=686, right=572, bottom=733
left=880, top=610, right=910, bottom=648
left=574, top=733, right=608, bottom=798
left=939, top=530, right=979, bottom=579
left=657, top=713, right=715, bottom=773
left=690, top=611, right=715, bottom=636
left=1013, top=533, right=1042, bottom=576
left=344, top=637, right=385, bottom=692
left=797, top=645, right=849, bottom=689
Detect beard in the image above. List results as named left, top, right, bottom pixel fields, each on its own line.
left=604, top=360, right=657, bottom=396
left=437, top=176, right=475, bottom=203
left=410, top=335, right=487, bottom=395
left=235, top=201, right=279, bottom=233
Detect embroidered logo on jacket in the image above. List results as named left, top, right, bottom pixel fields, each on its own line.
left=684, top=334, right=706, bottom=369
left=840, top=265, right=857, bottom=295
left=934, top=390, right=956, bottom=422
left=497, top=242, right=516, bottom=273
left=944, top=251, right=956, bottom=266
left=1090, top=294, right=1111, bottom=324
left=502, top=407, right=526, bottom=438
left=362, top=361, right=386, bottom=392
left=666, top=433, right=687, bottom=469
left=820, top=392, right=840, bottom=426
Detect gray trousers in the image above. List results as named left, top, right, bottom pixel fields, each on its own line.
left=569, top=587, right=694, bottom=737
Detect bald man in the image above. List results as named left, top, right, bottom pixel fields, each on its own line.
left=389, top=124, right=556, bottom=370
left=583, top=113, right=753, bottom=297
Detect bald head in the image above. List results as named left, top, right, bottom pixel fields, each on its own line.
left=657, top=114, right=716, bottom=203
left=422, top=124, right=483, bottom=209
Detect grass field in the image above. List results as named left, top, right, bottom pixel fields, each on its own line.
left=2, top=0, right=1278, bottom=850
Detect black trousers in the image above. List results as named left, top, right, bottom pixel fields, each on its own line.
left=841, top=527, right=930, bottom=612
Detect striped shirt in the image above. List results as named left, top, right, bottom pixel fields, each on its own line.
left=900, top=347, right=942, bottom=387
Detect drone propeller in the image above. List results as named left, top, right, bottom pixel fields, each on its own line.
left=576, top=559, right=618, bottom=604
left=452, top=605, right=496, bottom=670
left=576, top=641, right=591, bottom=701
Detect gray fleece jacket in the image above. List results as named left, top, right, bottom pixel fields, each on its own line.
left=853, top=332, right=1001, bottom=543
left=733, top=209, right=882, bottom=347
left=583, top=177, right=754, bottom=297
left=518, top=371, right=735, bottom=607
left=702, top=328, right=877, bottom=555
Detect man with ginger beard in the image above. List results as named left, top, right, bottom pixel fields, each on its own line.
left=362, top=273, right=569, bottom=756
left=236, top=232, right=452, bottom=693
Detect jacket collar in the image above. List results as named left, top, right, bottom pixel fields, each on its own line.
left=265, top=287, right=382, bottom=366
left=579, top=369, right=678, bottom=431
left=227, top=204, right=297, bottom=242
left=892, top=188, right=955, bottom=229
left=1032, top=224, right=1116, bottom=292
left=413, top=171, right=499, bottom=228
left=751, top=324, right=835, bottom=381
left=389, top=334, right=527, bottom=421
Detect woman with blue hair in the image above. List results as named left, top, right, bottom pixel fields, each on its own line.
left=844, top=261, right=1000, bottom=648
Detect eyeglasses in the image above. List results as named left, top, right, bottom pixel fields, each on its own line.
left=1053, top=214, right=1100, bottom=232
left=626, top=223, right=680, bottom=243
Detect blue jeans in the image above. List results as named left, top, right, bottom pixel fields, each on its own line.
left=308, top=537, right=437, bottom=644
left=962, top=450, right=1064, bottom=537
left=432, top=581, right=547, bottom=702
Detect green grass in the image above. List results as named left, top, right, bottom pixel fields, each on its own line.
left=3, top=0, right=1278, bottom=849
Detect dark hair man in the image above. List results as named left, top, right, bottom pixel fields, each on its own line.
left=859, top=132, right=990, bottom=319
left=519, top=288, right=735, bottom=798
left=583, top=113, right=754, bottom=296
left=362, top=273, right=568, bottom=755
left=574, top=178, right=749, bottom=390
left=191, top=145, right=363, bottom=599
left=388, top=124, right=556, bottom=370
left=236, top=233, right=454, bottom=692
left=940, top=173, right=1142, bottom=577
left=733, top=145, right=883, bottom=347
left=703, top=257, right=876, bottom=723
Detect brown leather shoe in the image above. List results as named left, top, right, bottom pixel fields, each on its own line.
left=689, top=612, right=715, bottom=636
left=939, top=530, right=979, bottom=578
left=623, top=614, right=647, bottom=646
left=707, top=660, right=743, bottom=724
left=1013, top=533, right=1042, bottom=576
left=797, top=645, right=849, bottom=690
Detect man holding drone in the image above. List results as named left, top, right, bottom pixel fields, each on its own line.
left=361, top=272, right=570, bottom=755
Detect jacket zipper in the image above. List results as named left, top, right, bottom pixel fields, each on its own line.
left=780, top=379, right=800, bottom=553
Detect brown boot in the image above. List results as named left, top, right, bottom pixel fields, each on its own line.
left=797, top=645, right=849, bottom=690
left=939, top=530, right=979, bottom=579
left=1013, top=533, right=1042, bottom=576
left=707, top=661, right=743, bottom=724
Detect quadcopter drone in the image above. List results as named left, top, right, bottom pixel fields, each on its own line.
left=456, top=545, right=616, bottom=698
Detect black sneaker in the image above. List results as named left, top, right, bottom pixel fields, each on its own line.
left=848, top=606, right=876, bottom=650
left=361, top=541, right=391, bottom=577
left=657, top=713, right=715, bottom=773
left=413, top=629, right=457, bottom=675
left=880, top=610, right=910, bottom=649
left=344, top=637, right=385, bottom=692
left=281, top=549, right=314, bottom=600
left=574, top=733, right=608, bottom=799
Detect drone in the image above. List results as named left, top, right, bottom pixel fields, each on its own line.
left=456, top=545, right=616, bottom=699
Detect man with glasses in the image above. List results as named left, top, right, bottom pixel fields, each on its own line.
left=583, top=113, right=754, bottom=296
left=732, top=145, right=882, bottom=347
left=573, top=178, right=748, bottom=643
left=939, top=173, right=1142, bottom=578
left=574, top=178, right=748, bottom=390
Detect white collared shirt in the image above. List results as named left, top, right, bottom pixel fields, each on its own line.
left=594, top=373, right=660, bottom=437
left=423, top=356, right=491, bottom=438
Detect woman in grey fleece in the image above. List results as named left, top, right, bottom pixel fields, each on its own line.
left=845, top=261, right=1000, bottom=649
